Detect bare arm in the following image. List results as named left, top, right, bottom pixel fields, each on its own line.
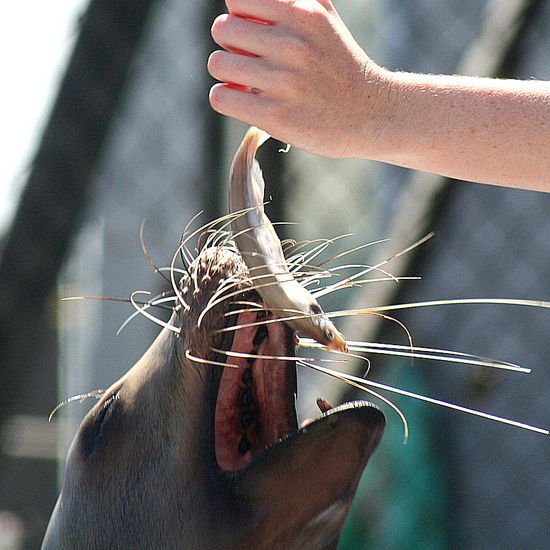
left=379, top=73, right=550, bottom=192
left=208, top=0, right=550, bottom=192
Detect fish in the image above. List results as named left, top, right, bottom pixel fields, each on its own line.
left=228, top=126, right=348, bottom=353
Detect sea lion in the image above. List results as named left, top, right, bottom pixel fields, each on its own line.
left=42, top=206, right=385, bottom=548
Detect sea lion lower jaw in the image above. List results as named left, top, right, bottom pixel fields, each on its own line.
left=42, top=246, right=385, bottom=550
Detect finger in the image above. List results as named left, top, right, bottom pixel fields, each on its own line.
left=225, top=0, right=289, bottom=23
left=209, top=83, right=274, bottom=128
left=211, top=14, right=284, bottom=58
left=225, top=0, right=331, bottom=23
left=208, top=50, right=285, bottom=92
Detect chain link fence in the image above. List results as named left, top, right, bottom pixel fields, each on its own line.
left=2, top=0, right=547, bottom=548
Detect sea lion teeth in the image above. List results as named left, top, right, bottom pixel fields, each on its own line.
left=241, top=366, right=253, bottom=384
left=240, top=410, right=256, bottom=429
left=238, top=435, right=251, bottom=455
left=239, top=388, right=255, bottom=408
left=252, top=324, right=268, bottom=347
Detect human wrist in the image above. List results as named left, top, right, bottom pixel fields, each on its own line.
left=352, top=63, right=401, bottom=161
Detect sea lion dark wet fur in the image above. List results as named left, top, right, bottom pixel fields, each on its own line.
left=42, top=244, right=385, bottom=549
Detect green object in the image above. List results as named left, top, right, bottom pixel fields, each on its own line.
left=338, top=365, right=450, bottom=549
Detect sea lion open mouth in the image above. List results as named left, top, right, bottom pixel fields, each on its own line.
left=182, top=244, right=299, bottom=473
left=213, top=305, right=298, bottom=472
left=179, top=244, right=382, bottom=477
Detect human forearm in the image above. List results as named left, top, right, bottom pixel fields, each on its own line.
left=371, top=72, right=550, bottom=191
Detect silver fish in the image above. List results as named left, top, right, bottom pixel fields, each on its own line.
left=228, top=126, right=347, bottom=353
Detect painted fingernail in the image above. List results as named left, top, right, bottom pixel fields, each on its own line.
left=225, top=82, right=252, bottom=92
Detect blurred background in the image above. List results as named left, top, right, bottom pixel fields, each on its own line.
left=1, top=0, right=549, bottom=548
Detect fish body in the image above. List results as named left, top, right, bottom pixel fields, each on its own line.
left=229, top=127, right=347, bottom=352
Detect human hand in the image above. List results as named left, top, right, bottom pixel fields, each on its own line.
left=208, top=0, right=391, bottom=158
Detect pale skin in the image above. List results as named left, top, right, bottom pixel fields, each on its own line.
left=208, top=0, right=550, bottom=193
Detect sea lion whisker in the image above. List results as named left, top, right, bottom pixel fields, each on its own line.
left=349, top=343, right=527, bottom=372
left=312, top=262, right=399, bottom=281
left=283, top=264, right=333, bottom=284
left=180, top=245, right=195, bottom=269
left=178, top=209, right=253, bottom=260
left=179, top=210, right=209, bottom=255
left=280, top=238, right=297, bottom=252
left=139, top=219, right=173, bottom=285
left=307, top=307, right=415, bottom=368
left=191, top=254, right=201, bottom=294
left=228, top=300, right=265, bottom=310
left=129, top=290, right=181, bottom=334
left=306, top=263, right=400, bottom=293
left=228, top=218, right=294, bottom=246
left=347, top=340, right=524, bottom=365
left=224, top=301, right=268, bottom=317
left=184, top=349, right=240, bottom=369
left=176, top=215, right=201, bottom=268
left=116, top=294, right=179, bottom=336
left=200, top=266, right=293, bottom=321
left=304, top=276, right=421, bottom=291
left=202, top=228, right=232, bottom=251
left=311, top=362, right=549, bottom=436
left=197, top=273, right=250, bottom=327
left=61, top=294, right=173, bottom=309
left=197, top=224, right=238, bottom=254
left=306, top=307, right=416, bottom=356
left=180, top=209, right=206, bottom=241
left=211, top=347, right=350, bottom=366
left=313, top=233, right=434, bottom=299
left=361, top=298, right=550, bottom=314
left=287, top=235, right=378, bottom=273
left=300, top=337, right=528, bottom=372
left=297, top=359, right=409, bottom=440
left=285, top=237, right=342, bottom=270
left=48, top=389, right=105, bottom=422
left=286, top=237, right=390, bottom=283
left=176, top=231, right=196, bottom=270
left=235, top=254, right=332, bottom=282
left=282, top=238, right=329, bottom=264
left=285, top=234, right=356, bottom=266
left=369, top=311, right=414, bottom=358
left=183, top=210, right=288, bottom=277
left=222, top=305, right=288, bottom=318
left=170, top=242, right=192, bottom=311
left=216, top=307, right=345, bottom=336
left=215, top=317, right=281, bottom=334
left=281, top=339, right=372, bottom=372
left=316, top=238, right=391, bottom=268
left=197, top=227, right=220, bottom=253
